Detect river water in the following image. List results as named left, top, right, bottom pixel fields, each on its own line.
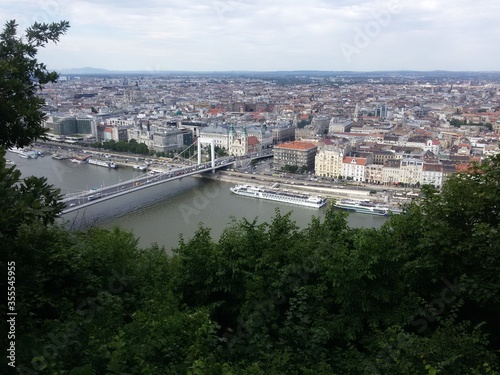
left=8, top=151, right=388, bottom=252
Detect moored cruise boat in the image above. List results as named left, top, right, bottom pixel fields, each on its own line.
left=88, top=158, right=118, bottom=169
left=230, top=184, right=327, bottom=208
left=70, top=154, right=91, bottom=164
left=20, top=150, right=38, bottom=158
left=51, top=153, right=68, bottom=160
left=9, top=147, right=38, bottom=159
left=334, top=199, right=401, bottom=216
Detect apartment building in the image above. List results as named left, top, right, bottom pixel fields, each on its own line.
left=272, top=124, right=296, bottom=143
left=199, top=126, right=231, bottom=149
left=273, top=141, right=318, bottom=171
left=494, top=117, right=500, bottom=135
left=421, top=163, right=444, bottom=188
left=314, top=144, right=351, bottom=178
left=365, top=164, right=383, bottom=184
left=152, top=129, right=184, bottom=152
left=372, top=150, right=399, bottom=165
left=399, top=158, right=424, bottom=185
left=342, top=155, right=373, bottom=182
left=382, top=160, right=402, bottom=185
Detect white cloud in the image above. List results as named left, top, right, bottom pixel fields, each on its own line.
left=1, top=0, right=499, bottom=71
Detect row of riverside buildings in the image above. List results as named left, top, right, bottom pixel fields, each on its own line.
left=273, top=139, right=476, bottom=188
left=43, top=113, right=490, bottom=188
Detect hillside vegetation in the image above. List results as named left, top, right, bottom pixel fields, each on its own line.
left=2, top=151, right=500, bottom=374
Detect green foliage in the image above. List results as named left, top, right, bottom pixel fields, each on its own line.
left=215, top=145, right=228, bottom=158
left=450, top=117, right=492, bottom=129
left=449, top=118, right=466, bottom=126
left=170, top=157, right=500, bottom=372
left=282, top=164, right=299, bottom=173
left=0, top=20, right=69, bottom=148
left=4, top=155, right=500, bottom=373
left=0, top=147, right=64, bottom=244
left=6, top=225, right=218, bottom=374
left=91, top=139, right=150, bottom=154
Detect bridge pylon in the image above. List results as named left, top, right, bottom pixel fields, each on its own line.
left=197, top=137, right=216, bottom=171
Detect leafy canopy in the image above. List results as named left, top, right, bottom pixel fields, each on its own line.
left=0, top=20, right=69, bottom=148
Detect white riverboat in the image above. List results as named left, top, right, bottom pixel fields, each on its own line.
left=88, top=158, right=117, bottom=169
left=230, top=184, right=327, bottom=208
left=51, top=153, right=67, bottom=160
left=334, top=199, right=401, bottom=216
left=69, top=154, right=91, bottom=164
left=9, top=147, right=38, bottom=159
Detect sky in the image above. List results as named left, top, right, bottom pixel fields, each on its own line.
left=1, top=0, right=499, bottom=72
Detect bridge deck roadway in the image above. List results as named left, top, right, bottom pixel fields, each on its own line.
left=61, top=151, right=273, bottom=214
left=62, top=163, right=231, bottom=214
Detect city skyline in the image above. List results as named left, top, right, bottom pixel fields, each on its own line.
left=2, top=0, right=499, bottom=72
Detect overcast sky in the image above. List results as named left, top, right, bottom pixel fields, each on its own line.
left=2, top=0, right=499, bottom=72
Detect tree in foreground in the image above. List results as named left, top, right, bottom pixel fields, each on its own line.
left=0, top=20, right=69, bottom=149
left=1, top=20, right=69, bottom=373
left=171, top=156, right=500, bottom=373
left=1, top=19, right=68, bottom=264
left=0, top=19, right=69, bottom=241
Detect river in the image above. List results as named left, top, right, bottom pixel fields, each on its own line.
left=7, top=150, right=388, bottom=252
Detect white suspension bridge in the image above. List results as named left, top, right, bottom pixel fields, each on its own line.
left=61, top=140, right=272, bottom=213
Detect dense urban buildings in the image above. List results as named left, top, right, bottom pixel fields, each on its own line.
left=39, top=72, right=500, bottom=188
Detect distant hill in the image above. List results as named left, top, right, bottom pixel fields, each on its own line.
left=58, top=67, right=115, bottom=75
left=54, top=67, right=500, bottom=80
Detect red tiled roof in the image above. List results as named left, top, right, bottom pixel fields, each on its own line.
left=343, top=157, right=367, bottom=165
left=275, top=141, right=316, bottom=150
left=247, top=136, right=260, bottom=146
left=423, top=164, right=442, bottom=172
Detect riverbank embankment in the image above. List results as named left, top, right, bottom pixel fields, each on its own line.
left=199, top=171, right=380, bottom=202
